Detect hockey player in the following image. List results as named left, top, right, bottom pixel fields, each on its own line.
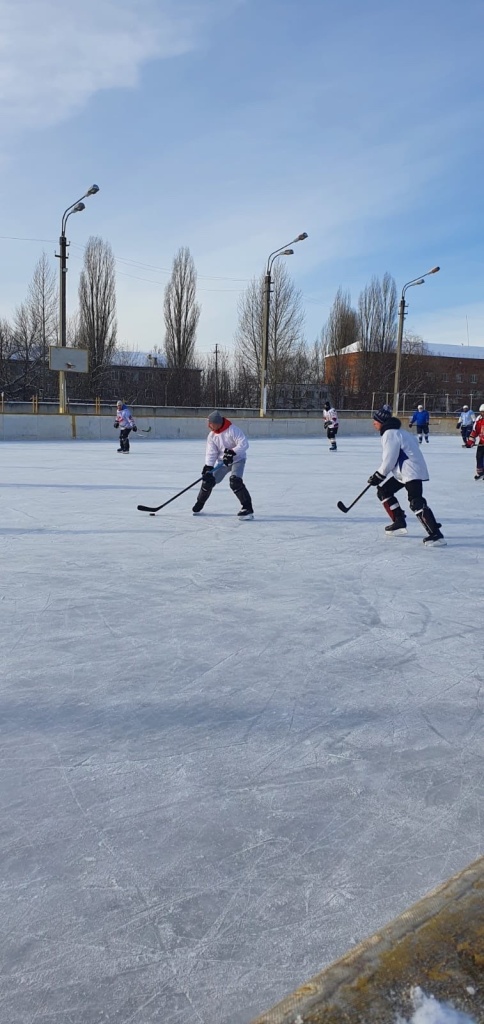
left=323, top=401, right=339, bottom=451
left=466, top=404, right=484, bottom=479
left=456, top=405, right=475, bottom=446
left=368, top=405, right=445, bottom=545
left=408, top=404, right=430, bottom=443
left=192, top=411, right=254, bottom=518
left=114, top=400, right=137, bottom=453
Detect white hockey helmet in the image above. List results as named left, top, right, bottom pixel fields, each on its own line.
left=462, top=405, right=469, bottom=410
left=479, top=404, right=484, bottom=413
left=417, top=404, right=423, bottom=410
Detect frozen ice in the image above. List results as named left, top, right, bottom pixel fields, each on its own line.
left=1, top=435, right=483, bottom=1024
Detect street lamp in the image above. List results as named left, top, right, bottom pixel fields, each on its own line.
left=259, top=232, right=308, bottom=417
left=392, top=266, right=440, bottom=416
left=57, top=184, right=100, bottom=413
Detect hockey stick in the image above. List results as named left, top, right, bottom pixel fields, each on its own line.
left=137, top=477, right=203, bottom=513
left=337, top=482, right=373, bottom=514
left=137, top=462, right=225, bottom=512
left=139, top=426, right=151, bottom=434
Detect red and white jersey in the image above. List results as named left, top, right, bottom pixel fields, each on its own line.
left=205, top=419, right=249, bottom=466
left=469, top=415, right=484, bottom=446
left=323, top=407, right=338, bottom=427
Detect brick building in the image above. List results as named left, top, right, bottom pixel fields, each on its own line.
left=324, top=342, right=484, bottom=411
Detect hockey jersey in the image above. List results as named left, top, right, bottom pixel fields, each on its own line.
left=376, top=417, right=429, bottom=483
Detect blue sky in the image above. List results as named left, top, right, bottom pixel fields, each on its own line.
left=1, top=0, right=484, bottom=354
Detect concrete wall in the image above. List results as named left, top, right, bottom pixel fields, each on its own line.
left=0, top=414, right=458, bottom=442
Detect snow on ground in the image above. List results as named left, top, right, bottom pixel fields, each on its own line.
left=397, top=987, right=478, bottom=1024
left=0, top=434, right=483, bottom=1024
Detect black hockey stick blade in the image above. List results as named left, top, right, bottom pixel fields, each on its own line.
left=337, top=482, right=373, bottom=514
left=139, top=426, right=151, bottom=433
left=137, top=475, right=203, bottom=514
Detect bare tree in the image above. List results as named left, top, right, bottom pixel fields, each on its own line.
left=0, top=318, right=16, bottom=395
left=358, top=273, right=397, bottom=353
left=163, top=247, right=200, bottom=370
left=197, top=345, right=235, bottom=408
left=356, top=273, right=398, bottom=403
left=235, top=261, right=305, bottom=409
left=321, top=288, right=359, bottom=405
left=78, top=236, right=117, bottom=392
left=27, top=253, right=58, bottom=392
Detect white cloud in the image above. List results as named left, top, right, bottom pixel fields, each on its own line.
left=0, top=0, right=237, bottom=131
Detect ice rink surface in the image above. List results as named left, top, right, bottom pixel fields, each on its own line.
left=1, top=434, right=483, bottom=1024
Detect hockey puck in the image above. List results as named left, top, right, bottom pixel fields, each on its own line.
left=149, top=513, right=156, bottom=517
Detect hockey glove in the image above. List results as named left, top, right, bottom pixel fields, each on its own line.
left=114, top=422, right=119, bottom=428
left=455, top=423, right=461, bottom=429
left=368, top=471, right=386, bottom=486
left=466, top=440, right=475, bottom=448
left=201, top=465, right=214, bottom=477
left=223, top=449, right=235, bottom=467
left=132, top=425, right=137, bottom=432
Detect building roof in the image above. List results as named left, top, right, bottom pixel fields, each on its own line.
left=331, top=342, right=484, bottom=360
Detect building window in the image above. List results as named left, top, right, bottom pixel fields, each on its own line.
left=456, top=374, right=463, bottom=383
left=471, top=374, right=478, bottom=384
left=456, top=389, right=462, bottom=397
left=442, top=374, right=448, bottom=383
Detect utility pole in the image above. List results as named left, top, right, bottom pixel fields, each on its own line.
left=214, top=344, right=219, bottom=407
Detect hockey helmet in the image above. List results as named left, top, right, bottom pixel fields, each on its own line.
left=462, top=405, right=469, bottom=410
left=417, top=404, right=423, bottom=410
left=479, top=404, right=484, bottom=413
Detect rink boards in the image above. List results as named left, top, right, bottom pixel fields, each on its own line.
left=250, top=856, right=484, bottom=1024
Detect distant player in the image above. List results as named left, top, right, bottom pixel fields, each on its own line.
left=114, top=400, right=137, bottom=453
left=408, top=404, right=430, bottom=443
left=323, top=401, right=339, bottom=451
left=466, top=404, right=484, bottom=480
left=192, top=411, right=254, bottom=518
left=456, top=405, right=475, bottom=446
left=368, top=405, right=445, bottom=545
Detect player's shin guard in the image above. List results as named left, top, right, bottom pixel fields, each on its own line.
left=230, top=475, right=253, bottom=512
left=193, top=474, right=216, bottom=510
left=415, top=505, right=442, bottom=538
left=380, top=496, right=403, bottom=522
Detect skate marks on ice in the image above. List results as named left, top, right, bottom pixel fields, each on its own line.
left=1, top=438, right=483, bottom=1024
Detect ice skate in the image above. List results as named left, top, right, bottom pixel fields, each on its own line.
left=384, top=518, right=408, bottom=535
left=192, top=500, right=205, bottom=514
left=237, top=507, right=254, bottom=520
left=423, top=531, right=447, bottom=547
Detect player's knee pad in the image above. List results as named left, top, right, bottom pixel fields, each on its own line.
left=229, top=474, right=244, bottom=493
left=376, top=485, right=391, bottom=501
left=201, top=474, right=216, bottom=495
left=409, top=496, right=426, bottom=514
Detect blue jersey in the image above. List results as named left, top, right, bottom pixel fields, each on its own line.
left=409, top=410, right=429, bottom=428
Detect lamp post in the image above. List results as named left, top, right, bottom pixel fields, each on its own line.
left=392, top=266, right=440, bottom=416
left=259, top=232, right=308, bottom=417
left=57, top=184, right=99, bottom=413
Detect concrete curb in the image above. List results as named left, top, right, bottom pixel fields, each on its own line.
left=250, top=856, right=484, bottom=1023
